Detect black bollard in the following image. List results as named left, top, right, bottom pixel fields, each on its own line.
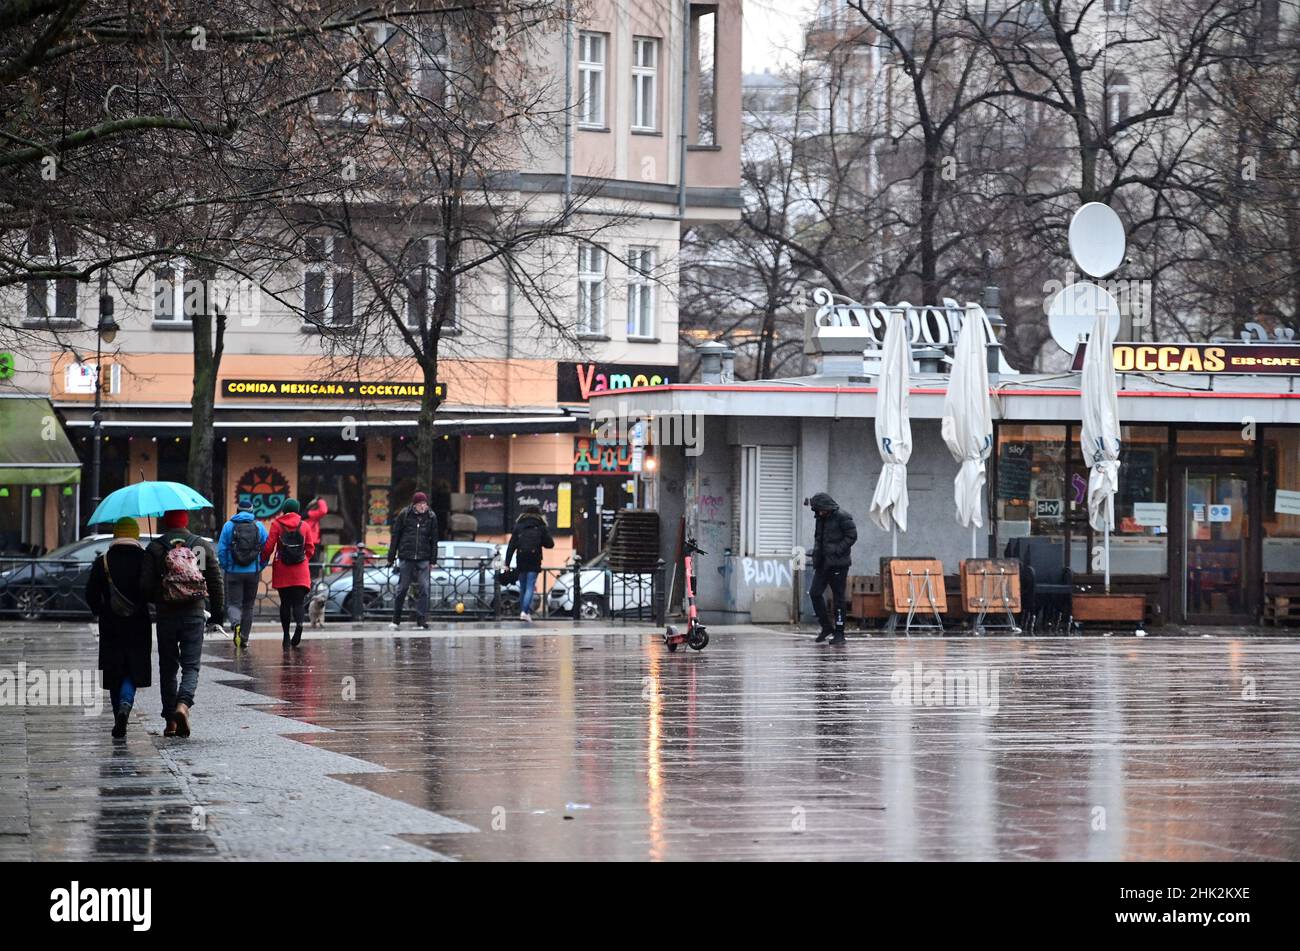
left=572, top=553, right=582, bottom=622
left=351, top=542, right=365, bottom=623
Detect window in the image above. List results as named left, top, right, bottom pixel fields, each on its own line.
left=153, top=261, right=191, bottom=321
left=315, top=20, right=449, bottom=121
left=1104, top=0, right=1130, bottom=13
left=578, top=32, right=606, bottom=128
left=412, top=22, right=450, bottom=108
left=577, top=244, right=606, bottom=335
left=738, top=445, right=798, bottom=557
left=304, top=235, right=354, bottom=326
left=406, top=237, right=455, bottom=330
left=626, top=247, right=655, bottom=338
left=631, top=37, right=658, bottom=131
left=25, top=226, right=78, bottom=322
left=1264, top=428, right=1300, bottom=571
left=995, top=424, right=1069, bottom=558
left=692, top=6, right=717, bottom=145
left=1106, top=72, right=1131, bottom=128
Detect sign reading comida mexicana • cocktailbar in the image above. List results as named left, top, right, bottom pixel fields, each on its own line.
left=221, top=379, right=447, bottom=400
left=556, top=362, right=675, bottom=403
left=1070, top=343, right=1300, bottom=374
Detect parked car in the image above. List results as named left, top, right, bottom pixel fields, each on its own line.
left=323, top=544, right=386, bottom=576
left=321, top=541, right=519, bottom=618
left=0, top=533, right=215, bottom=620
left=546, top=552, right=656, bottom=620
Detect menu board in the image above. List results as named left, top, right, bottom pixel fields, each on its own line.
left=998, top=444, right=1032, bottom=501
left=512, top=476, right=566, bottom=533
left=466, top=472, right=507, bottom=534
left=1120, top=448, right=1157, bottom=503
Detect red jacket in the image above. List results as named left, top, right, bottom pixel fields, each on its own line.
left=303, top=498, right=329, bottom=550
left=262, top=512, right=315, bottom=589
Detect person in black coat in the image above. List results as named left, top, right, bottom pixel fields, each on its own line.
left=808, top=492, right=857, bottom=644
left=85, top=518, right=153, bottom=738
left=505, top=506, right=555, bottom=620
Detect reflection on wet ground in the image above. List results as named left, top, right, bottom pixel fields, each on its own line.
left=4, top=622, right=1300, bottom=860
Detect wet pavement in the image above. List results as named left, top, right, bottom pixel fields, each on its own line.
left=3, top=621, right=1300, bottom=861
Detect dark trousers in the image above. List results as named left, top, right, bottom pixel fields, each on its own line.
left=810, top=565, right=849, bottom=632
left=157, top=614, right=204, bottom=719
left=225, top=573, right=260, bottom=637
left=393, top=559, right=430, bottom=622
left=278, top=585, right=308, bottom=637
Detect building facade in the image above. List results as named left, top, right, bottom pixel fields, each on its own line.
left=0, top=1, right=742, bottom=558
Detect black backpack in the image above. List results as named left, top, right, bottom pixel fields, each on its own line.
left=231, top=521, right=261, bottom=567
left=278, top=525, right=306, bottom=565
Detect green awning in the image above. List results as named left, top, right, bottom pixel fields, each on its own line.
left=0, top=398, right=82, bottom=485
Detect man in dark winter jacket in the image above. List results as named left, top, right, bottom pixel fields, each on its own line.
left=388, top=491, right=438, bottom=629
left=505, top=506, right=554, bottom=621
left=808, top=492, right=857, bottom=644
left=139, top=509, right=224, bottom=737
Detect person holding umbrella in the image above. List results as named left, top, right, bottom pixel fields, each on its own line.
left=85, top=518, right=152, bottom=739
left=140, top=509, right=225, bottom=738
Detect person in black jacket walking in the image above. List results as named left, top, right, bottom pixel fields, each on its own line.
left=388, top=491, right=438, bottom=630
left=505, top=506, right=554, bottom=621
left=86, top=518, right=153, bottom=738
left=808, top=492, right=857, bottom=644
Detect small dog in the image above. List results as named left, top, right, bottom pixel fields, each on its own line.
left=308, top=582, right=328, bottom=629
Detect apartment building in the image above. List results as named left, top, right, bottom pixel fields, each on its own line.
left=0, top=1, right=742, bottom=557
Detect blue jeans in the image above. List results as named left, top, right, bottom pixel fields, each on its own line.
left=110, top=676, right=136, bottom=714
left=519, top=570, right=539, bottom=613
left=157, top=614, right=205, bottom=719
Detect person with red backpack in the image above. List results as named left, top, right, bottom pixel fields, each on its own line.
left=262, top=498, right=315, bottom=648
left=217, top=499, right=269, bottom=649
left=140, top=509, right=224, bottom=738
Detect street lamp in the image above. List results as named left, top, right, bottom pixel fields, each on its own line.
left=90, top=271, right=119, bottom=522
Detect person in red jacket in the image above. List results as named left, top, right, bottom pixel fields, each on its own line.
left=261, top=499, right=315, bottom=648
left=303, top=497, right=329, bottom=581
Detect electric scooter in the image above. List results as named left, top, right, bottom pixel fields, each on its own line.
left=664, top=538, right=709, bottom=652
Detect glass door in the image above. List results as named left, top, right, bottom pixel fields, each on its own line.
left=1182, top=468, right=1251, bottom=622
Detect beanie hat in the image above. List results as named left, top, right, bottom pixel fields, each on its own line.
left=162, top=510, right=189, bottom=530
left=282, top=499, right=300, bottom=513
left=412, top=491, right=428, bottom=504
left=113, top=517, right=140, bottom=539
left=237, top=499, right=254, bottom=512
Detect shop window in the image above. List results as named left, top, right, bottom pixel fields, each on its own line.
left=299, top=436, right=364, bottom=547
left=157, top=437, right=189, bottom=485
left=737, top=445, right=797, bottom=557
left=1175, top=427, right=1256, bottom=459
left=995, top=424, right=1068, bottom=558
left=1109, top=425, right=1169, bottom=576
left=1263, top=428, right=1300, bottom=572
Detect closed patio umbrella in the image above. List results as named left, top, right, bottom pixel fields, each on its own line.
left=941, top=306, right=993, bottom=558
left=869, top=309, right=912, bottom=554
left=1080, top=307, right=1122, bottom=592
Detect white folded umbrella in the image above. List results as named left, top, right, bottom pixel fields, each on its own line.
left=870, top=309, right=912, bottom=548
left=941, top=308, right=993, bottom=555
left=1080, top=307, right=1122, bottom=588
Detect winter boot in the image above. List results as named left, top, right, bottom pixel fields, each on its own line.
left=112, top=703, right=131, bottom=739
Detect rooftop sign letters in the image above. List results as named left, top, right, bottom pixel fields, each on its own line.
left=1070, top=343, right=1300, bottom=374
left=221, top=379, right=447, bottom=401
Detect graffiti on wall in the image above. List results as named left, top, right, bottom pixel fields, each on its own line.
left=740, top=557, right=794, bottom=588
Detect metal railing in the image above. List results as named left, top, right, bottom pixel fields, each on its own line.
left=0, top=555, right=668, bottom=626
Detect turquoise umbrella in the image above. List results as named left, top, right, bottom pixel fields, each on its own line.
left=88, top=481, right=214, bottom=526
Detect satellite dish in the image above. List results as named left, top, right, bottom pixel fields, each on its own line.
left=1068, top=202, right=1126, bottom=278
left=1047, top=282, right=1121, bottom=353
